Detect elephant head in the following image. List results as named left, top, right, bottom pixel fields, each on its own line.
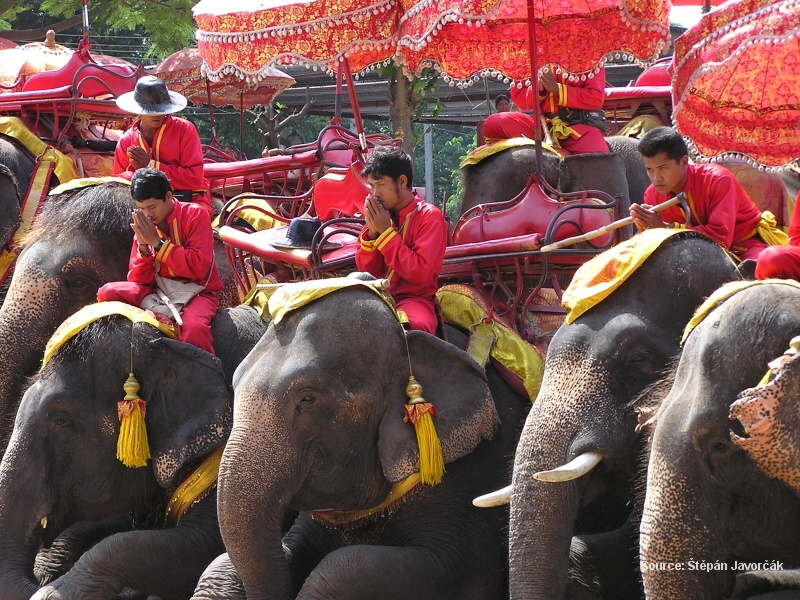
left=641, top=283, right=800, bottom=599
left=508, top=232, right=741, bottom=599
left=0, top=182, right=134, bottom=449
left=0, top=313, right=232, bottom=600
left=217, top=284, right=513, bottom=599
left=0, top=164, right=22, bottom=252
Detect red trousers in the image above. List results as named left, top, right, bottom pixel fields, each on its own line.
left=482, top=113, right=608, bottom=154
left=97, top=282, right=219, bottom=355
left=397, top=296, right=438, bottom=335
left=755, top=245, right=800, bottom=280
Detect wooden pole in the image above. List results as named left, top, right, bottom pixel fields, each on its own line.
left=539, top=194, right=685, bottom=253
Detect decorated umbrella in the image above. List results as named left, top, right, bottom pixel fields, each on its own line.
left=153, top=46, right=295, bottom=109
left=672, top=0, right=800, bottom=168
left=394, top=0, right=671, bottom=85
left=0, top=31, right=73, bottom=89
left=154, top=45, right=296, bottom=155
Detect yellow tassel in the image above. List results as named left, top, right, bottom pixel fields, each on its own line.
left=403, top=376, right=445, bottom=485
left=116, top=373, right=151, bottom=468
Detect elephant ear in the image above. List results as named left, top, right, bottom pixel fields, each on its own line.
left=377, top=331, right=499, bottom=483
left=141, top=338, right=232, bottom=488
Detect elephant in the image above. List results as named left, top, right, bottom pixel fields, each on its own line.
left=0, top=302, right=267, bottom=600
left=0, top=180, right=240, bottom=451
left=459, top=137, right=651, bottom=218
left=506, top=231, right=743, bottom=600
left=203, top=281, right=531, bottom=600
left=640, top=281, right=800, bottom=600
left=0, top=164, right=23, bottom=254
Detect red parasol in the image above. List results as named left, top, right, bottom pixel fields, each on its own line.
left=194, top=0, right=670, bottom=84
left=672, top=0, right=800, bottom=167
left=395, top=0, right=671, bottom=85
left=153, top=46, right=295, bottom=109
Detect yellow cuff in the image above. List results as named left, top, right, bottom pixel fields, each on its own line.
left=558, top=83, right=567, bottom=107
left=374, top=227, right=398, bottom=251
left=156, top=239, right=174, bottom=262
left=360, top=236, right=377, bottom=252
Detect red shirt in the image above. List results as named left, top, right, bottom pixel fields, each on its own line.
left=114, top=115, right=212, bottom=215
left=127, top=200, right=222, bottom=292
left=511, top=67, right=606, bottom=115
left=355, top=195, right=447, bottom=302
left=644, top=163, right=761, bottom=250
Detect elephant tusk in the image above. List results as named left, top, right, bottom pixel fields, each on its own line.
left=533, top=451, right=603, bottom=482
left=473, top=485, right=512, bottom=507
left=40, top=516, right=47, bottom=529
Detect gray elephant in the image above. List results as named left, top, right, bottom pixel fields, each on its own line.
left=459, top=137, right=650, bottom=217
left=201, top=281, right=530, bottom=599
left=506, top=231, right=742, bottom=599
left=640, top=281, right=800, bottom=600
left=0, top=302, right=267, bottom=600
left=0, top=180, right=239, bottom=450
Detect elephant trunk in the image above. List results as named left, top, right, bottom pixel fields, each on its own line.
left=640, top=431, right=726, bottom=598
left=218, top=412, right=298, bottom=600
left=0, top=432, right=55, bottom=599
left=509, top=402, right=589, bottom=600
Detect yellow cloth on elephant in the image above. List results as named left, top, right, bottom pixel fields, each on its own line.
left=244, top=276, right=397, bottom=324
left=459, top=137, right=558, bottom=168
left=0, top=116, right=77, bottom=184
left=681, top=279, right=800, bottom=345
left=164, top=444, right=225, bottom=527
left=436, top=284, right=545, bottom=400
left=563, top=228, right=686, bottom=324
left=48, top=176, right=131, bottom=195
left=42, top=301, right=176, bottom=368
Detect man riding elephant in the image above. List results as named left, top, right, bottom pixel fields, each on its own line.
left=97, top=168, right=222, bottom=354
left=629, top=127, right=787, bottom=261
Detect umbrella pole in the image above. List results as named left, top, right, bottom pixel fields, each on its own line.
left=206, top=80, right=218, bottom=142
left=526, top=0, right=543, bottom=174
left=240, top=92, right=245, bottom=157
left=342, top=58, right=367, bottom=150
left=333, top=62, right=343, bottom=125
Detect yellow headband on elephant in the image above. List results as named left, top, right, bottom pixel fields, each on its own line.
left=562, top=228, right=687, bottom=324
left=681, top=279, right=800, bottom=345
left=48, top=176, right=131, bottom=195
left=42, top=301, right=177, bottom=469
left=244, top=275, right=399, bottom=324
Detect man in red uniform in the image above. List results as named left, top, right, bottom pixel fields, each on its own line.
left=507, top=66, right=609, bottom=154
left=97, top=168, right=222, bottom=354
left=114, top=76, right=213, bottom=217
left=756, top=191, right=800, bottom=279
left=355, top=147, right=447, bottom=335
left=629, top=127, right=774, bottom=261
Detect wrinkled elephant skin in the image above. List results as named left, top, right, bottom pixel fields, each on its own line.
left=641, top=283, right=800, bottom=600
left=0, top=305, right=267, bottom=600
left=214, top=285, right=530, bottom=600
left=509, top=233, right=741, bottom=600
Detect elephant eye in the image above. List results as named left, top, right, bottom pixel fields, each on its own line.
left=66, top=275, right=97, bottom=298
left=711, top=441, right=728, bottom=454
left=300, top=395, right=316, bottom=406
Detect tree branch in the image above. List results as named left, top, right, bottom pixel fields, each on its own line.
left=0, top=15, right=83, bottom=42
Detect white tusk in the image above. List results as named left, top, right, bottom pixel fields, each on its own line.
left=473, top=485, right=512, bottom=507
left=533, top=452, right=603, bottom=482
left=40, top=516, right=47, bottom=529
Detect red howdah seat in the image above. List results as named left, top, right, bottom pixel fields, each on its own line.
left=452, top=173, right=617, bottom=247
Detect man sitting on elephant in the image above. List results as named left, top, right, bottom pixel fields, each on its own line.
left=629, top=126, right=785, bottom=260
left=355, top=147, right=447, bottom=334
left=501, top=66, right=610, bottom=154
left=97, top=167, right=222, bottom=354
